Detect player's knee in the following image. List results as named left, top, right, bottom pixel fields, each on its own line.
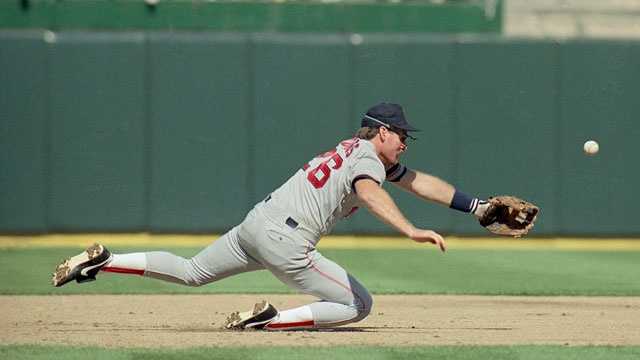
left=181, top=272, right=203, bottom=287
left=352, top=290, right=373, bottom=322
left=182, top=277, right=203, bottom=287
left=182, top=258, right=208, bottom=287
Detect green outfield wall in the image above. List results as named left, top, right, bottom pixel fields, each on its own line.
left=1, top=32, right=639, bottom=236
left=0, top=0, right=501, bottom=34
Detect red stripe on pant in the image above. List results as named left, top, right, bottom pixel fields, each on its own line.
left=101, top=266, right=144, bottom=276
left=265, top=320, right=315, bottom=330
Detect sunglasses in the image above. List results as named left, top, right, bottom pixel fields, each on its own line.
left=388, top=127, right=416, bottom=144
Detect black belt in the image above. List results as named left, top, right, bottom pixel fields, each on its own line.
left=263, top=195, right=298, bottom=229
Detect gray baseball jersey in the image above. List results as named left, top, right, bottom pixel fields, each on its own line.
left=269, top=138, right=407, bottom=239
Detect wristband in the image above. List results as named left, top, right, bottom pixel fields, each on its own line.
left=450, top=190, right=479, bottom=213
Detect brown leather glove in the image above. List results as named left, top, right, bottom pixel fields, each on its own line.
left=478, top=196, right=539, bottom=237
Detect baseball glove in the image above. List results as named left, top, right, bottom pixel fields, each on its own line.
left=478, top=196, right=539, bottom=237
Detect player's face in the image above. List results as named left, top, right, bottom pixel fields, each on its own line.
left=380, top=127, right=408, bottom=164
left=391, top=129, right=409, bottom=145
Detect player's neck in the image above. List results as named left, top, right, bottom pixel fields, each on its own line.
left=370, top=137, right=394, bottom=168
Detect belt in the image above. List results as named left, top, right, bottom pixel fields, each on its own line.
left=263, top=194, right=299, bottom=229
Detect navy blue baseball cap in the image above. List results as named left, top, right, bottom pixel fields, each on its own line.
left=361, top=103, right=419, bottom=132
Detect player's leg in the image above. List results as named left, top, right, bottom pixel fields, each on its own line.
left=230, top=214, right=372, bottom=330
left=263, top=248, right=372, bottom=330
left=52, top=227, right=263, bottom=287
left=136, top=227, right=263, bottom=286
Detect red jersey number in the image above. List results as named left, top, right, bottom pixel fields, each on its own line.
left=306, top=150, right=343, bottom=189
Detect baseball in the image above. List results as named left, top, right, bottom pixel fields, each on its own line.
left=583, top=140, right=599, bottom=155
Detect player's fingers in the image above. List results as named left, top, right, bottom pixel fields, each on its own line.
left=428, top=231, right=446, bottom=252
left=436, top=234, right=446, bottom=252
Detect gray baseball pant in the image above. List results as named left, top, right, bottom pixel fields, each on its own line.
left=143, top=204, right=372, bottom=327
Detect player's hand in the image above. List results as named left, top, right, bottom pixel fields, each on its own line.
left=409, top=229, right=446, bottom=252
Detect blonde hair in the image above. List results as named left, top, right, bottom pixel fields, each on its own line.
left=354, top=126, right=379, bottom=140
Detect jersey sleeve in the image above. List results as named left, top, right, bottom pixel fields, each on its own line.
left=350, top=150, right=386, bottom=191
left=385, top=163, right=408, bottom=182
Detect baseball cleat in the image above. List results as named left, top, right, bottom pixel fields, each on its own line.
left=52, top=243, right=112, bottom=287
left=224, top=300, right=278, bottom=330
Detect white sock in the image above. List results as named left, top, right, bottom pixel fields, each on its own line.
left=104, top=253, right=147, bottom=271
left=266, top=304, right=314, bottom=330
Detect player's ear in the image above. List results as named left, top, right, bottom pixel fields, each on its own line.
left=378, top=126, right=389, bottom=141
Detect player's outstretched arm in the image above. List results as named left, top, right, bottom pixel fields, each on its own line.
left=392, top=168, right=456, bottom=206
left=392, top=168, right=492, bottom=216
left=354, top=178, right=446, bottom=252
left=391, top=169, right=540, bottom=237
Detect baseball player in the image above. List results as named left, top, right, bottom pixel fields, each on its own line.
left=52, top=103, right=537, bottom=330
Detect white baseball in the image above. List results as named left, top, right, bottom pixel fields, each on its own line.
left=583, top=140, right=599, bottom=155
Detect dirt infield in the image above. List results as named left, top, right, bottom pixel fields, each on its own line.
left=2, top=295, right=639, bottom=348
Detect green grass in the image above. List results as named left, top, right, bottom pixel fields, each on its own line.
left=2, top=345, right=640, bottom=360
left=1, top=247, right=639, bottom=295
